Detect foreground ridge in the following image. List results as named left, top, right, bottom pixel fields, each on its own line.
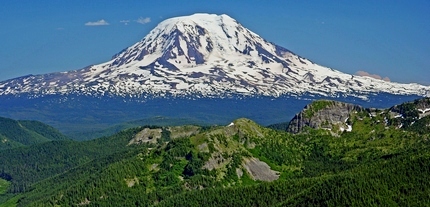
left=2, top=98, right=430, bottom=206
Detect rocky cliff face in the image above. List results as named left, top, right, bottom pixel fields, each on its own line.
left=389, top=98, right=430, bottom=118
left=287, top=100, right=363, bottom=134
left=387, top=97, right=430, bottom=129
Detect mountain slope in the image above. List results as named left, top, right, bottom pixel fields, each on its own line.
left=0, top=13, right=428, bottom=140
left=1, top=96, right=430, bottom=206
left=1, top=119, right=310, bottom=206
left=0, top=127, right=145, bottom=194
left=0, top=117, right=69, bottom=150
left=388, top=97, right=430, bottom=133
left=159, top=149, right=430, bottom=207
left=287, top=97, right=430, bottom=135
left=0, top=13, right=429, bottom=99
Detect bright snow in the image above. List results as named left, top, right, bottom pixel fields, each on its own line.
left=1, top=13, right=430, bottom=99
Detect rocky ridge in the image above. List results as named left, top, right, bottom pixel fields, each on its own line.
left=287, top=100, right=363, bottom=134
left=287, top=97, right=430, bottom=134
left=388, top=98, right=430, bottom=130
left=128, top=118, right=281, bottom=182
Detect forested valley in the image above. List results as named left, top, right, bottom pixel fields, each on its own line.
left=1, top=98, right=429, bottom=206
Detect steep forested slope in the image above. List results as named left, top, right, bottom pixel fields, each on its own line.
left=0, top=117, right=68, bottom=150
left=0, top=127, right=146, bottom=194
left=1, top=98, right=430, bottom=206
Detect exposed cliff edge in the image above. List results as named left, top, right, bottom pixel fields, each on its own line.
left=287, top=100, right=363, bottom=134
left=287, top=98, right=430, bottom=134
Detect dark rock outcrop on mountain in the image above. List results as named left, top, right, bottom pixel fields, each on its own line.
left=389, top=98, right=430, bottom=119
left=287, top=100, right=363, bottom=134
left=387, top=97, right=430, bottom=132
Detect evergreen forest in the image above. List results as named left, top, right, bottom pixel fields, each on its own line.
left=0, top=98, right=429, bottom=206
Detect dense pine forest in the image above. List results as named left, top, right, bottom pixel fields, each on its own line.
left=1, top=98, right=430, bottom=206
left=0, top=117, right=69, bottom=150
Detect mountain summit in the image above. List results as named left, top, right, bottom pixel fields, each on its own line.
left=1, top=13, right=429, bottom=98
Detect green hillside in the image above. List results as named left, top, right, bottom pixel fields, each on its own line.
left=1, top=98, right=429, bottom=206
left=0, top=127, right=146, bottom=194
left=0, top=117, right=69, bottom=150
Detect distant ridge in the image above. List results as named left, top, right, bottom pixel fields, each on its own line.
left=0, top=117, right=69, bottom=150
left=286, top=97, right=430, bottom=134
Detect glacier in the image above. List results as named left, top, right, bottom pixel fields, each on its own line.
left=0, top=13, right=429, bottom=99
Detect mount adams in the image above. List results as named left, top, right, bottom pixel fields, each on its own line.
left=1, top=13, right=429, bottom=99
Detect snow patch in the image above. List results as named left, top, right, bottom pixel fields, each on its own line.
left=1, top=13, right=430, bottom=99
left=346, top=124, right=352, bottom=132
left=418, top=108, right=430, bottom=114
left=394, top=114, right=404, bottom=118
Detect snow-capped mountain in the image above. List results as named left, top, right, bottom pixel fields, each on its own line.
left=0, top=13, right=429, bottom=99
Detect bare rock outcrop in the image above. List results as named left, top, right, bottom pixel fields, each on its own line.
left=287, top=100, right=363, bottom=134
left=128, top=128, right=162, bottom=145
left=169, top=125, right=200, bottom=139
left=243, top=157, right=279, bottom=181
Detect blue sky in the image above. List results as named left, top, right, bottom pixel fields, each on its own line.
left=1, top=0, right=429, bottom=85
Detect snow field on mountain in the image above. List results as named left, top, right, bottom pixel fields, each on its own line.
left=0, top=13, right=429, bottom=99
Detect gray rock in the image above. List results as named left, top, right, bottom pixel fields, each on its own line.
left=287, top=100, right=363, bottom=134
left=243, top=157, right=279, bottom=182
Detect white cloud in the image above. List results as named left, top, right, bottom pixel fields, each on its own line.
left=85, top=19, right=109, bottom=26
left=136, top=17, right=151, bottom=24
left=120, top=20, right=130, bottom=25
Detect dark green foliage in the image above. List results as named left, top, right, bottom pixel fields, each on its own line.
left=393, top=102, right=419, bottom=118
left=160, top=127, right=171, bottom=142
left=9, top=118, right=430, bottom=206
left=304, top=100, right=334, bottom=118
left=164, top=138, right=192, bottom=158
left=0, top=117, right=69, bottom=150
left=17, top=120, right=69, bottom=141
left=158, top=177, right=317, bottom=207
left=157, top=145, right=430, bottom=207
left=0, top=134, right=24, bottom=150
left=406, top=116, right=430, bottom=134
left=14, top=135, right=205, bottom=206
left=392, top=102, right=419, bottom=127
left=183, top=151, right=205, bottom=177
left=224, top=153, right=242, bottom=181
left=0, top=178, right=10, bottom=199
left=2, top=98, right=430, bottom=206
left=0, top=117, right=46, bottom=146
left=281, top=149, right=430, bottom=206
left=0, top=126, right=144, bottom=194
left=266, top=122, right=289, bottom=131
left=15, top=147, right=150, bottom=206
left=388, top=98, right=430, bottom=130
left=249, top=129, right=306, bottom=172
